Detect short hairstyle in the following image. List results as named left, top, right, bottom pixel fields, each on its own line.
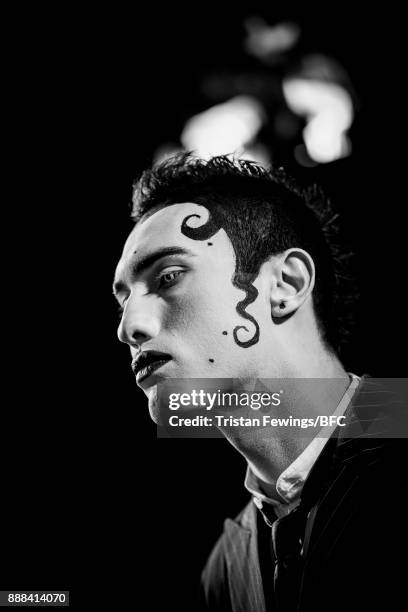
left=131, top=153, right=356, bottom=355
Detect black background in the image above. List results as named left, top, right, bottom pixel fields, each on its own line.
left=2, top=4, right=407, bottom=609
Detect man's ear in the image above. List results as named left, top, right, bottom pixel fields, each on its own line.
left=268, top=248, right=315, bottom=318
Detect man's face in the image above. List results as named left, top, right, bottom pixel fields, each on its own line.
left=114, top=202, right=274, bottom=422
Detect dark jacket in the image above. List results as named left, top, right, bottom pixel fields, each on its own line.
left=199, top=377, right=407, bottom=611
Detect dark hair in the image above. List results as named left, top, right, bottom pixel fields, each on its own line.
left=131, top=153, right=355, bottom=355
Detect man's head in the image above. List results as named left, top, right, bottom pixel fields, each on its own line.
left=113, top=154, right=351, bottom=421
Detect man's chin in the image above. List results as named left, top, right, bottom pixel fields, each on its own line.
left=146, top=385, right=166, bottom=426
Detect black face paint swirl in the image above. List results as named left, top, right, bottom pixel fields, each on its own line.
left=231, top=269, right=260, bottom=348
left=181, top=209, right=260, bottom=348
left=181, top=213, right=221, bottom=240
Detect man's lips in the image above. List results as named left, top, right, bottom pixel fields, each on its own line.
left=131, top=351, right=172, bottom=384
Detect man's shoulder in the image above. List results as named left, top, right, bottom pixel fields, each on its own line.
left=199, top=499, right=264, bottom=611
left=335, top=375, right=407, bottom=465
left=208, top=499, right=257, bottom=554
left=229, top=499, right=258, bottom=532
left=350, top=375, right=405, bottom=421
left=201, top=499, right=257, bottom=570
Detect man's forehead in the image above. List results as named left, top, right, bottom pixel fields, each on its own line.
left=113, top=200, right=236, bottom=292
left=121, top=201, right=207, bottom=262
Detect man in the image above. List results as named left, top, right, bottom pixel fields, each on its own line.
left=113, top=154, right=406, bottom=611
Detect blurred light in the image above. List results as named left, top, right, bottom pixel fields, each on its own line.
left=244, top=18, right=300, bottom=59
left=294, top=144, right=318, bottom=168
left=239, top=143, right=271, bottom=167
left=181, top=95, right=265, bottom=159
left=283, top=78, right=353, bottom=163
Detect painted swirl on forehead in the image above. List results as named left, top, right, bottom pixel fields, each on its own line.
left=181, top=213, right=221, bottom=240
left=181, top=211, right=260, bottom=348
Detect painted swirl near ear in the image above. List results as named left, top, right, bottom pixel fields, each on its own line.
left=231, top=270, right=260, bottom=348
left=181, top=209, right=260, bottom=348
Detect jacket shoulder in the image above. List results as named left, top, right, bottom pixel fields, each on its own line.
left=198, top=500, right=257, bottom=610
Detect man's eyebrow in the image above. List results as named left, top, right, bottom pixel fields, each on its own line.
left=112, top=246, right=195, bottom=296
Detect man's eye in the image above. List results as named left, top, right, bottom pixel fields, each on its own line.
left=158, top=270, right=184, bottom=288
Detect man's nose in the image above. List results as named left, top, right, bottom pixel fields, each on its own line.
left=117, top=294, right=160, bottom=347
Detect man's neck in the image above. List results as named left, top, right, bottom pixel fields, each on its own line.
left=221, top=354, right=350, bottom=486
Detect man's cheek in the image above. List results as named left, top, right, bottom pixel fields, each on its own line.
left=165, top=296, right=208, bottom=329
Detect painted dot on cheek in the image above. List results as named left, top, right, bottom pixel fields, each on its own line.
left=209, top=359, right=214, bottom=363
left=207, top=242, right=213, bottom=246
